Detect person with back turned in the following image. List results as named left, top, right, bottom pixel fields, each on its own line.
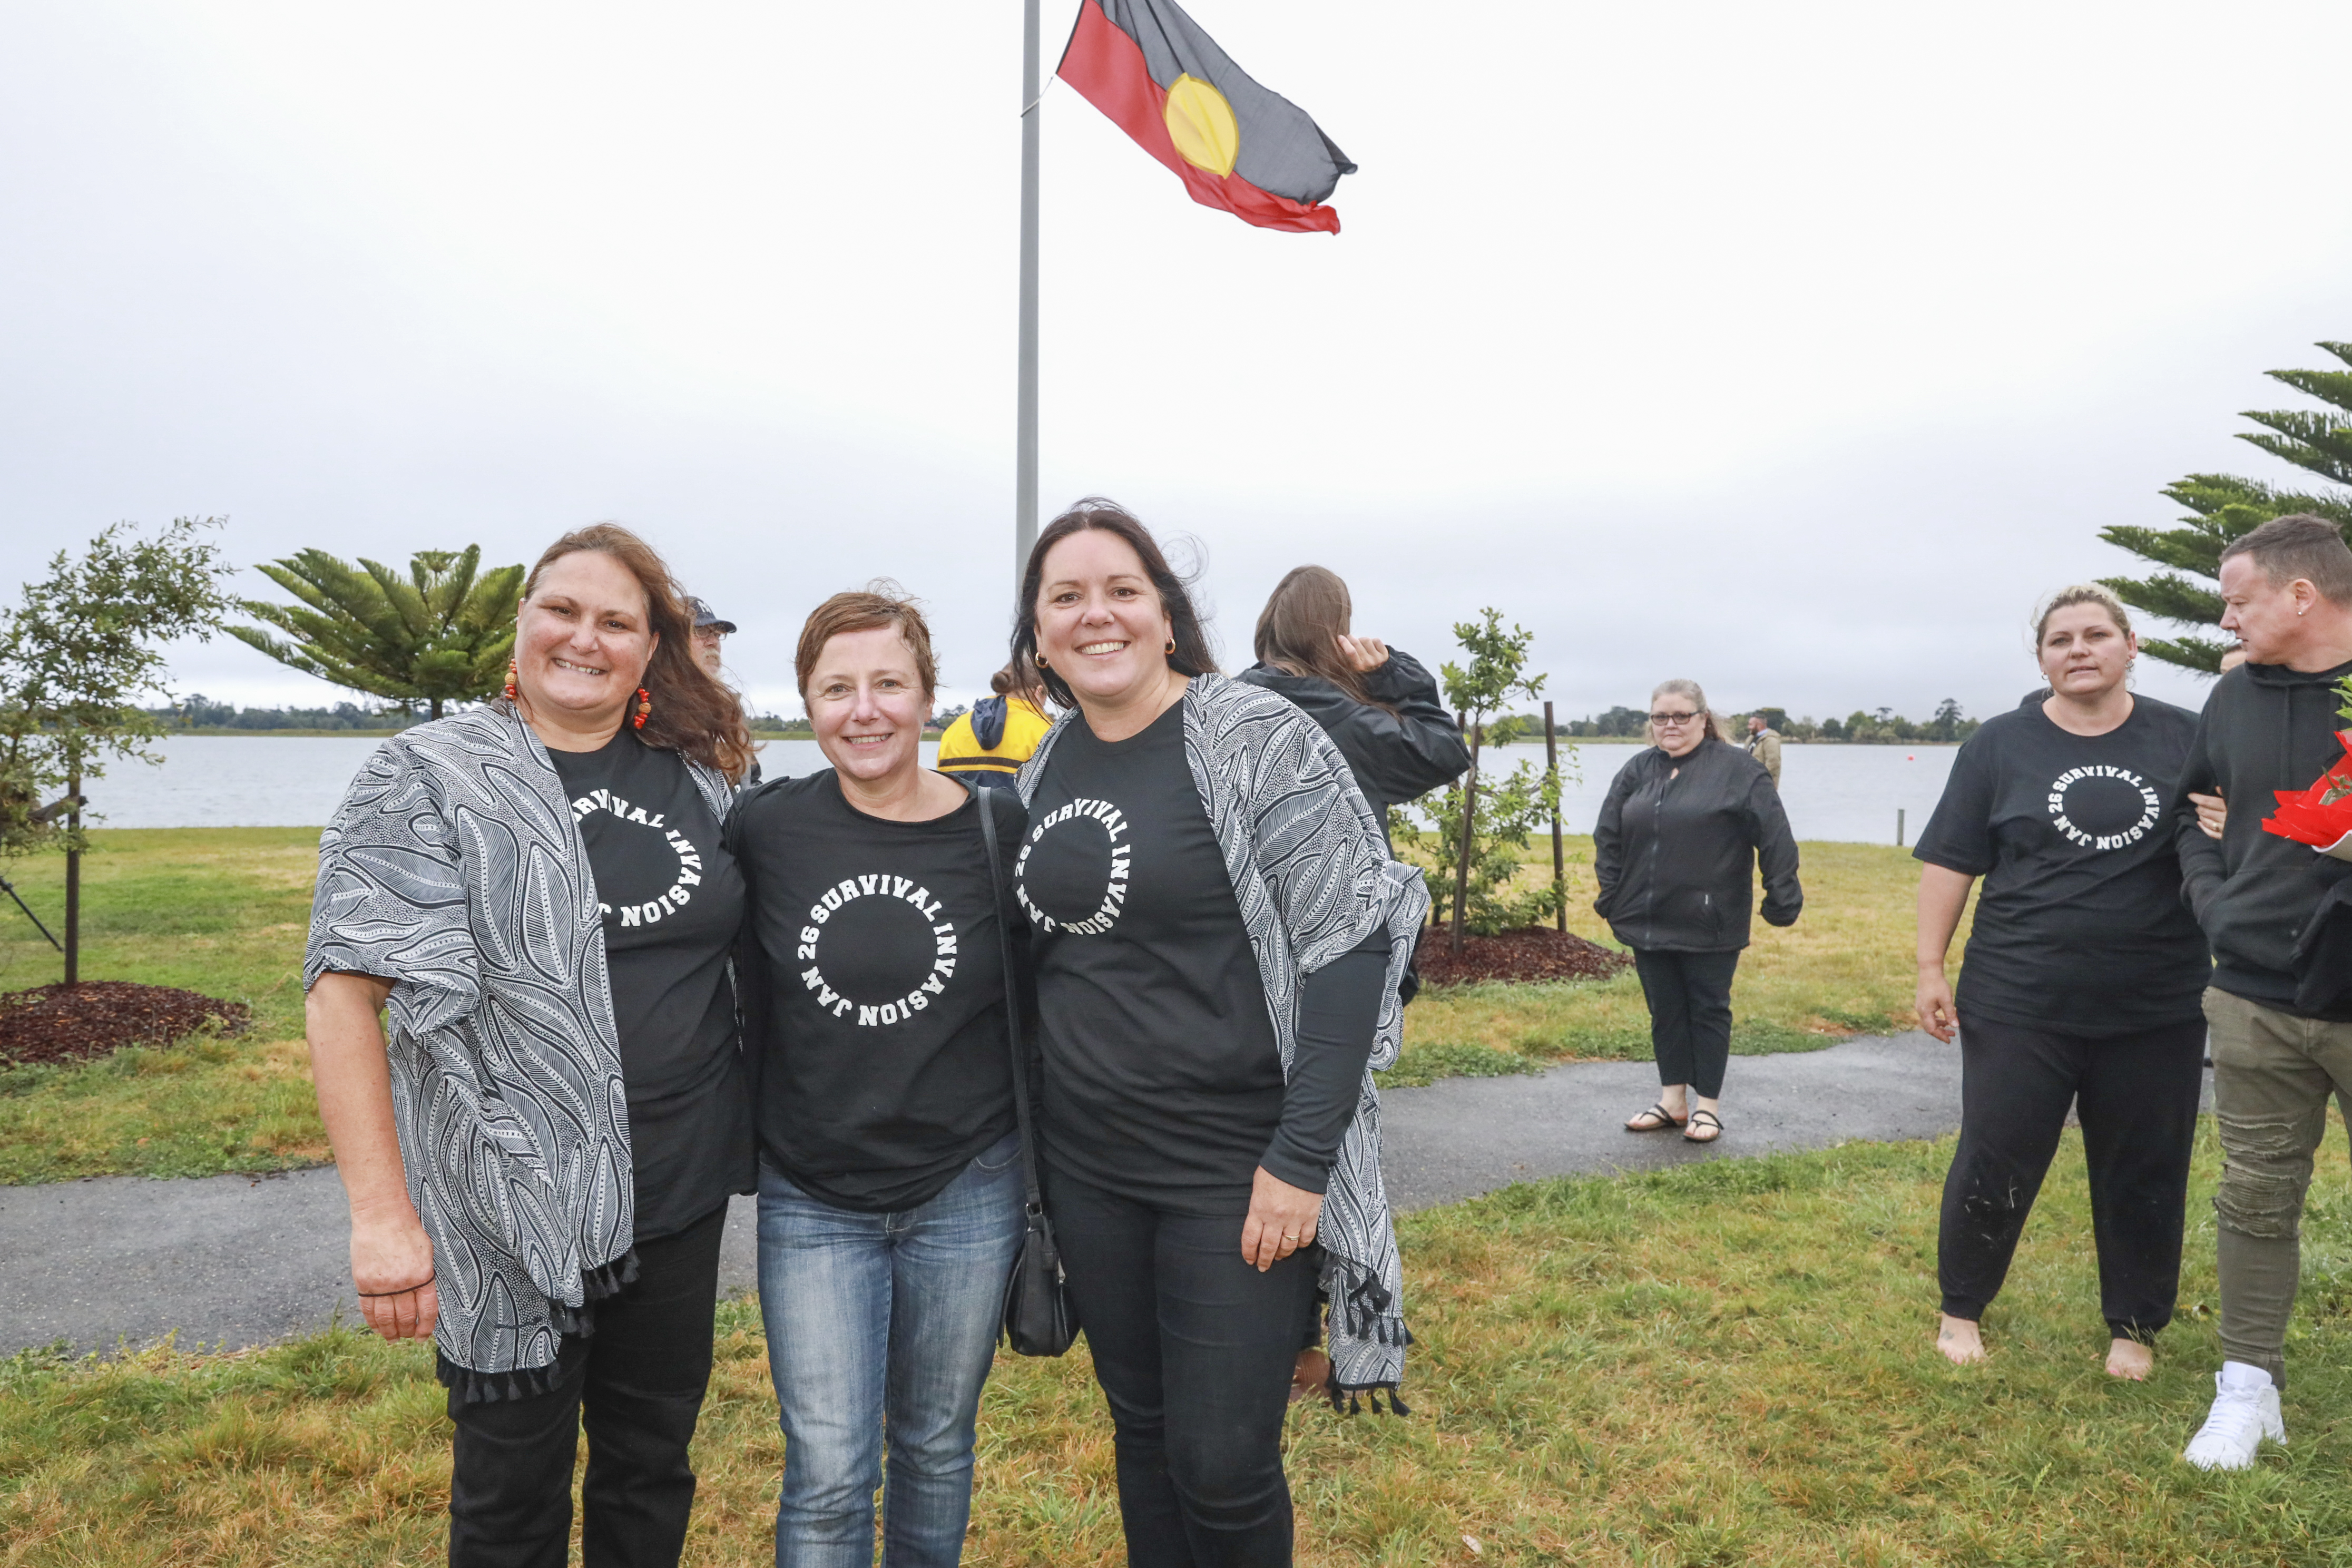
left=2170, top=515, right=2352, bottom=1470
left=1236, top=565, right=1469, bottom=846
left=936, top=659, right=1052, bottom=788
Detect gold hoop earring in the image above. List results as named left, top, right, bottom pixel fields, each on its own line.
left=1164, top=636, right=1176, bottom=656
left=1035, top=651, right=1050, bottom=670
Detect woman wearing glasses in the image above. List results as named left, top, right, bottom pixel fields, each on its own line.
left=1593, top=679, right=1802, bottom=1143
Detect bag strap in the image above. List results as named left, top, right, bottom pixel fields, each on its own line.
left=975, top=786, right=1047, bottom=1219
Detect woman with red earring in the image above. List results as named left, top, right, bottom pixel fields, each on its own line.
left=306, top=523, right=758, bottom=1567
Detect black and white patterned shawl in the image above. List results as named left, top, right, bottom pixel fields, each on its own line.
left=1018, top=673, right=1430, bottom=1397
left=304, top=705, right=734, bottom=1379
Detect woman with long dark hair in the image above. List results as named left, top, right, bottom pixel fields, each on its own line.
left=1010, top=501, right=1426, bottom=1566
left=1237, top=565, right=1469, bottom=846
left=306, top=524, right=756, bottom=1566
left=1593, top=678, right=1802, bottom=1145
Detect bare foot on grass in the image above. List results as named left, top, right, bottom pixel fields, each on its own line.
left=2105, top=1337, right=2152, bottom=1380
left=1937, top=1314, right=1986, bottom=1366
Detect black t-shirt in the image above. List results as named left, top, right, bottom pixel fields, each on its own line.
left=547, top=731, right=752, bottom=1242
left=1913, top=698, right=2209, bottom=1036
left=734, top=772, right=1019, bottom=1213
left=1021, top=701, right=1283, bottom=1213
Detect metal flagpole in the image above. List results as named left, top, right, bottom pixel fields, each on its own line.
left=1014, top=0, right=1043, bottom=589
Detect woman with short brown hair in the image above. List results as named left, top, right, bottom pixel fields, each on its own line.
left=306, top=523, right=754, bottom=1566
left=733, top=585, right=1027, bottom=1566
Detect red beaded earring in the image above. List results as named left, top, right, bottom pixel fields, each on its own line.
left=632, top=687, right=652, bottom=730
left=502, top=659, right=518, bottom=701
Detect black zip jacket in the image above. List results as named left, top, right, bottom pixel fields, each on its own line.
left=1236, top=651, right=1471, bottom=814
left=1593, top=738, right=1802, bottom=952
left=2173, top=658, right=2352, bottom=1018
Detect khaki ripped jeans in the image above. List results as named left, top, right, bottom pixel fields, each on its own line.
left=2206, top=986, right=2352, bottom=1388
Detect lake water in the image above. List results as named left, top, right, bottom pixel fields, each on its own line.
left=92, top=736, right=1957, bottom=846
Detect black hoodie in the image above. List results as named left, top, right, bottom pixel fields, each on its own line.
left=1235, top=651, right=1471, bottom=816
left=2174, top=657, right=2352, bottom=1018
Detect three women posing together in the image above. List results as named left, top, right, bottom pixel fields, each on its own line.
left=306, top=503, right=1427, bottom=1567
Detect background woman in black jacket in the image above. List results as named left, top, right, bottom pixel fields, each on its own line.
left=1593, top=679, right=1802, bottom=1143
left=1237, top=565, right=1470, bottom=842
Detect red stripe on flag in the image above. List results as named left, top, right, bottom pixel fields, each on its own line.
left=1058, top=0, right=1340, bottom=236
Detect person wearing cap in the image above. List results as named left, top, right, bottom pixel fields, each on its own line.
left=936, top=660, right=1052, bottom=788
left=689, top=599, right=738, bottom=678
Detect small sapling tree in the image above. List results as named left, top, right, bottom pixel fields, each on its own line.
left=1389, top=608, right=1567, bottom=946
left=0, top=517, right=236, bottom=979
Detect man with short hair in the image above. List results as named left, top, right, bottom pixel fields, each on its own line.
left=689, top=597, right=737, bottom=678
left=2172, top=514, right=2352, bottom=1469
left=1746, top=712, right=1783, bottom=789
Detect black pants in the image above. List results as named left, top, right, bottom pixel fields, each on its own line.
left=1046, top=1168, right=1320, bottom=1568
left=446, top=1204, right=728, bottom=1568
left=1632, top=947, right=1741, bottom=1099
left=1938, top=1013, right=2206, bottom=1339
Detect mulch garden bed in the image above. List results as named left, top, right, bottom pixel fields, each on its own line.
left=1413, top=925, right=1633, bottom=987
left=0, top=982, right=251, bottom=1067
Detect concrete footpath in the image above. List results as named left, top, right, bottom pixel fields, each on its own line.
left=0, top=1031, right=1988, bottom=1358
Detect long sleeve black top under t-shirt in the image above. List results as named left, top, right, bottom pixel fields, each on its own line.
left=1913, top=698, right=2209, bottom=1036
left=1021, top=701, right=1388, bottom=1212
left=546, top=731, right=752, bottom=1242
left=731, top=771, right=1020, bottom=1213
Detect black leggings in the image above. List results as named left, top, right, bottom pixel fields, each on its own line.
left=1632, top=947, right=1741, bottom=1099
left=1938, top=1013, right=2206, bottom=1340
left=445, top=1204, right=727, bottom=1568
left=1046, top=1168, right=1320, bottom=1568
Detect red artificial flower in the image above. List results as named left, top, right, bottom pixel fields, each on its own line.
left=2262, top=730, right=2352, bottom=849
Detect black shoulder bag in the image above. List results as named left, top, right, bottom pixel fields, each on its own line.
left=976, top=786, right=1078, bottom=1357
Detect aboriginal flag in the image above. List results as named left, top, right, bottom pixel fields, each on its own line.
left=1057, top=0, right=1357, bottom=234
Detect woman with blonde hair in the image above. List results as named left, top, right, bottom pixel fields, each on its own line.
left=1913, top=584, right=2208, bottom=1379
left=306, top=523, right=756, bottom=1566
left=1593, top=678, right=1801, bottom=1144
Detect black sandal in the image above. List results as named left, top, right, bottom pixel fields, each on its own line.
left=1683, top=1109, right=1724, bottom=1143
left=1625, top=1103, right=1688, bottom=1133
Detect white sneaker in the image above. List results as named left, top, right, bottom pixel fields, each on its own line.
left=2183, top=1364, right=2286, bottom=1471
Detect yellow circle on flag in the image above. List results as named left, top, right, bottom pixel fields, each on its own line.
left=1163, top=74, right=1239, bottom=178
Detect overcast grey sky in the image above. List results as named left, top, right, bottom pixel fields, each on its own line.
left=5, top=0, right=2348, bottom=722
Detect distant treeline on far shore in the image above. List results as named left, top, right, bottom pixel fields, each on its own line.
left=1510, top=700, right=1981, bottom=745
left=144, top=695, right=968, bottom=738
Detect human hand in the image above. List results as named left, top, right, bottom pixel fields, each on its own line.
left=1241, top=1167, right=1324, bottom=1272
left=351, top=1203, right=439, bottom=1341
left=2191, top=790, right=2227, bottom=842
left=1915, top=967, right=1957, bottom=1044
left=1335, top=635, right=1389, bottom=674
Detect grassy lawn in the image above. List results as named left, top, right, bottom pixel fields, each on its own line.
left=9, top=1126, right=2351, bottom=1566
left=0, top=830, right=1963, bottom=1182
left=1381, top=838, right=1971, bottom=1087
left=0, top=829, right=328, bottom=1183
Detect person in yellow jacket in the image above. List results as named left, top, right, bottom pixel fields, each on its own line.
left=936, top=661, right=1052, bottom=787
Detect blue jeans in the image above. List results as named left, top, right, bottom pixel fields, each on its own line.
left=756, top=1133, right=1024, bottom=1568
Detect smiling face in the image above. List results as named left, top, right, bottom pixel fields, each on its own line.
left=1034, top=528, right=1176, bottom=711
left=2218, top=553, right=2315, bottom=665
left=2037, top=602, right=2134, bottom=699
left=807, top=624, right=933, bottom=786
left=514, top=550, right=658, bottom=731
